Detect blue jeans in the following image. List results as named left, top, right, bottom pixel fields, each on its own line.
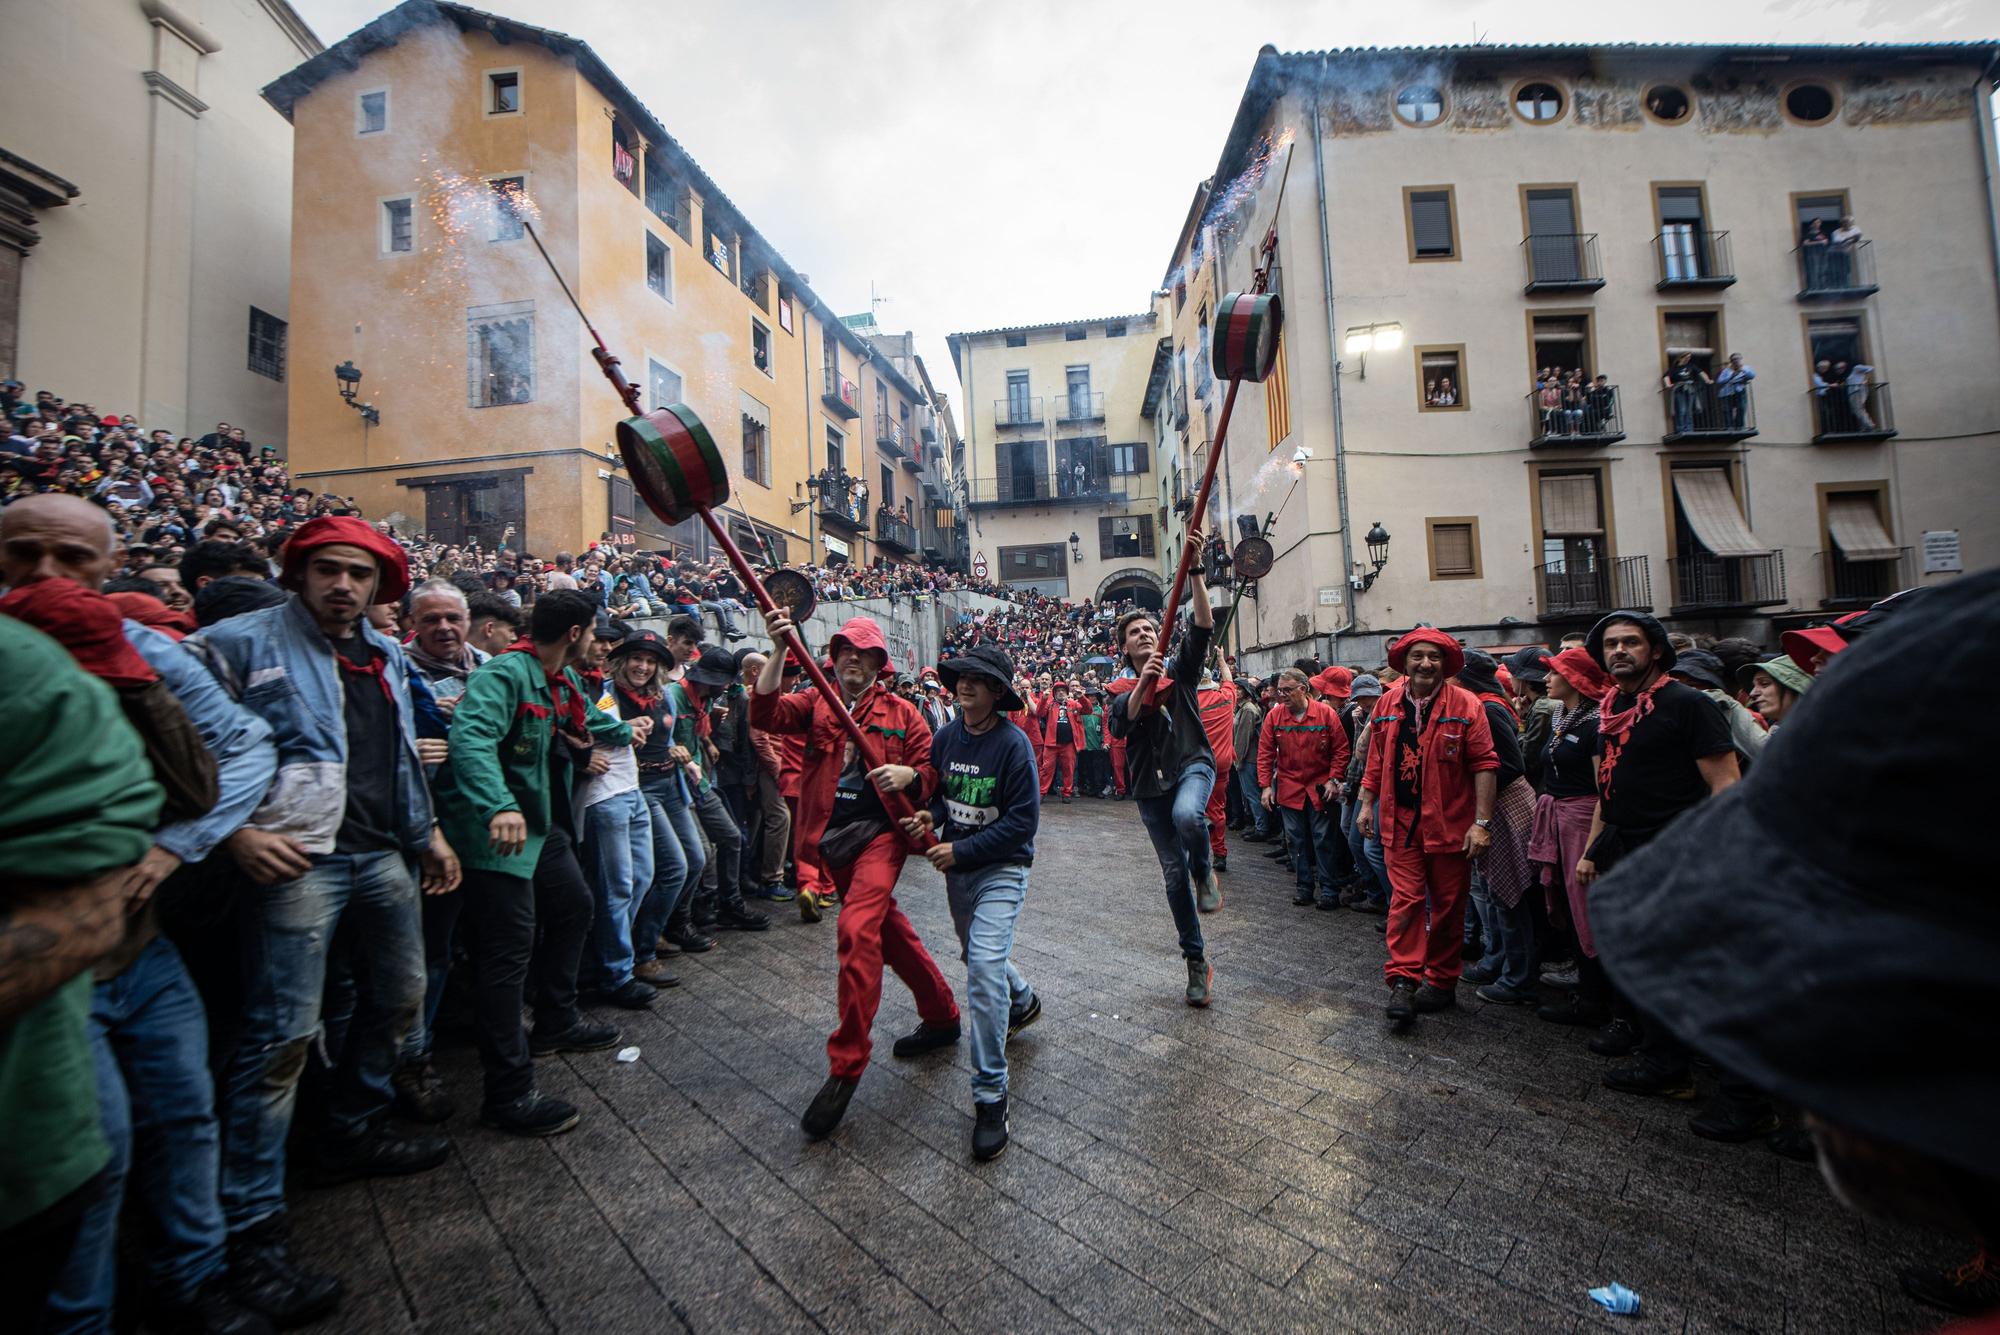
left=1672, top=384, right=1697, bottom=434
left=1235, top=763, right=1273, bottom=836
left=47, top=940, right=224, bottom=1327
left=634, top=783, right=698, bottom=961
left=700, top=599, right=740, bottom=635
left=1473, top=871, right=1537, bottom=990
left=220, top=850, right=423, bottom=1233
left=581, top=790, right=656, bottom=992
left=1342, top=800, right=1387, bottom=906
left=1279, top=803, right=1338, bottom=901
left=945, top=863, right=1035, bottom=1104
left=1134, top=763, right=1213, bottom=961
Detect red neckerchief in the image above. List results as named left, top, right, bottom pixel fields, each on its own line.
left=502, top=638, right=586, bottom=732
left=333, top=635, right=395, bottom=705
left=1597, top=674, right=1668, bottom=803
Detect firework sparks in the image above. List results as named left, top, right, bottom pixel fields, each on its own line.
left=1161, top=128, right=1294, bottom=294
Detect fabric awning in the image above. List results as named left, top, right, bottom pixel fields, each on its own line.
left=1827, top=494, right=1899, bottom=561
left=739, top=391, right=770, bottom=429
left=1673, top=468, right=1768, bottom=557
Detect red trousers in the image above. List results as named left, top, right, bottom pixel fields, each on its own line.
left=825, top=832, right=959, bottom=1079
left=1205, top=780, right=1228, bottom=857
left=1040, top=744, right=1075, bottom=797
left=1106, top=738, right=1127, bottom=795
left=1382, top=842, right=1472, bottom=987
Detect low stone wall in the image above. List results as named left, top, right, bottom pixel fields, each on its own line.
left=626, top=589, right=1015, bottom=670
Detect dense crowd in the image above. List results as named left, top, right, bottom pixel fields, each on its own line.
left=3, top=373, right=1993, bottom=1331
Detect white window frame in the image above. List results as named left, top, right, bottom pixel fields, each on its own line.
left=481, top=171, right=528, bottom=245
left=378, top=194, right=415, bottom=258
left=483, top=66, right=524, bottom=119
left=644, top=231, right=674, bottom=304
left=356, top=87, right=389, bottom=137
left=644, top=353, right=685, bottom=412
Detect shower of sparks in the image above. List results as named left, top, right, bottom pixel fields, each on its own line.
left=1161, top=129, right=1294, bottom=294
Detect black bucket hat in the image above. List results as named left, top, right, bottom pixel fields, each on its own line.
left=1668, top=647, right=1727, bottom=691
left=608, top=628, right=674, bottom=665
left=1589, top=566, right=2000, bottom=1182
left=938, top=644, right=1026, bottom=711
left=1455, top=648, right=1504, bottom=698
left=685, top=644, right=738, bottom=690
left=1586, top=609, right=1676, bottom=674
left=1505, top=644, right=1552, bottom=684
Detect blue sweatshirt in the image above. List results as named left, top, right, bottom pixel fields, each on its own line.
left=928, top=715, right=1040, bottom=870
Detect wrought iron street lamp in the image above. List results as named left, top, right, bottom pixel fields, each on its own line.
left=334, top=360, right=379, bottom=426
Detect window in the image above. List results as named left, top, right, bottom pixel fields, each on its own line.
left=641, top=150, right=687, bottom=236
left=1394, top=84, right=1446, bottom=126
left=1404, top=186, right=1458, bottom=261
left=1005, top=370, right=1031, bottom=423
left=1195, top=306, right=1212, bottom=398
left=1660, top=309, right=1721, bottom=375
left=824, top=424, right=844, bottom=475
left=750, top=319, right=771, bottom=374
left=646, top=358, right=682, bottom=411
left=704, top=222, right=733, bottom=278
left=1106, top=322, right=1128, bottom=337
left=1819, top=483, right=1899, bottom=602
left=1655, top=185, right=1710, bottom=280
left=487, top=175, right=525, bottom=242
left=1098, top=514, right=1155, bottom=560
left=1414, top=344, right=1467, bottom=411
left=248, top=307, right=287, bottom=381
left=1425, top=517, right=1482, bottom=579
left=1004, top=332, right=1027, bottom=348
left=467, top=302, right=534, bottom=407
left=741, top=266, right=769, bottom=309
left=1784, top=82, right=1837, bottom=126
left=1513, top=81, right=1565, bottom=123
left=1108, top=442, right=1149, bottom=475
left=1645, top=86, right=1691, bottom=124
left=1793, top=190, right=1848, bottom=239
left=778, top=291, right=794, bottom=334
left=486, top=69, right=521, bottom=116
left=1065, top=327, right=1087, bottom=341
left=880, top=464, right=894, bottom=503
left=998, top=543, right=1068, bottom=590
left=740, top=395, right=770, bottom=486
left=1529, top=312, right=1593, bottom=379
left=610, top=119, right=638, bottom=195
left=645, top=232, right=670, bottom=299
left=380, top=196, right=413, bottom=255
left=356, top=89, right=388, bottom=135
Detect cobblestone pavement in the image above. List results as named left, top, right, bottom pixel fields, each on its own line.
left=293, top=798, right=1952, bottom=1333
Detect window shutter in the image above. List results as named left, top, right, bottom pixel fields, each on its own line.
left=1132, top=441, right=1149, bottom=474
left=1409, top=191, right=1454, bottom=255
left=1657, top=188, right=1704, bottom=223
left=1433, top=523, right=1475, bottom=575
left=1138, top=516, right=1155, bottom=557
left=1539, top=473, right=1602, bottom=536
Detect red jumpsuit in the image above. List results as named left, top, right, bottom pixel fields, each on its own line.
left=1196, top=683, right=1238, bottom=858
left=1036, top=692, right=1081, bottom=797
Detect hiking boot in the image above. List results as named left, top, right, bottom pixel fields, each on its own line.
left=1292, top=890, right=1316, bottom=906
left=1385, top=981, right=1417, bottom=1023
left=1242, top=830, right=1270, bottom=844
left=1061, top=795, right=1071, bottom=804
left=1213, top=854, right=1226, bottom=872
left=307, top=1127, right=449, bottom=1187
left=1602, top=1062, right=1698, bottom=1100
left=1349, top=898, right=1387, bottom=917
left=1538, top=961, right=1580, bottom=989
left=391, top=1058, right=454, bottom=1124
left=1899, top=1248, right=2000, bottom=1316
left=666, top=929, right=714, bottom=954
left=1588, top=1018, right=1643, bottom=1056
left=481, top=1089, right=581, bottom=1138
left=1315, top=897, right=1341, bottom=911
left=1767, top=1126, right=1816, bottom=1163
left=1262, top=845, right=1287, bottom=859
left=147, top=1275, right=274, bottom=1335
left=972, top=1098, right=1011, bottom=1162
left=798, top=889, right=823, bottom=923
left=1537, top=995, right=1607, bottom=1027
left=226, top=1219, right=342, bottom=1329
left=1195, top=867, right=1222, bottom=914
left=1007, top=993, right=1042, bottom=1038
left=530, top=1018, right=620, bottom=1056
left=892, top=1020, right=961, bottom=1058
left=1185, top=958, right=1213, bottom=1007
left=1475, top=983, right=1537, bottom=1006
left=633, top=959, right=681, bottom=987
left=584, top=978, right=656, bottom=1010
left=1338, top=886, right=1366, bottom=907
left=802, top=1076, right=858, bottom=1139
left=1688, top=1096, right=1781, bottom=1143
left=1413, top=983, right=1456, bottom=1013
left=716, top=904, right=770, bottom=932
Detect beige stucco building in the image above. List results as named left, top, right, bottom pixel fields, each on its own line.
left=948, top=312, right=1169, bottom=606
left=1162, top=42, right=2000, bottom=671
left=0, top=0, right=320, bottom=443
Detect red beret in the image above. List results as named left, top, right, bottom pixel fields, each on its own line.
left=279, top=516, right=410, bottom=604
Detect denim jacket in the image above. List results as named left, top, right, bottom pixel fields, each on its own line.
left=190, top=595, right=433, bottom=855
left=125, top=621, right=276, bottom=863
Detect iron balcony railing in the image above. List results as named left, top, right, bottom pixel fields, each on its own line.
left=1521, top=233, right=1605, bottom=293
left=1824, top=547, right=1911, bottom=607
left=1527, top=385, right=1624, bottom=447
left=874, top=508, right=918, bottom=554
left=1653, top=230, right=1736, bottom=289
left=1667, top=551, right=1787, bottom=611
left=965, top=473, right=1157, bottom=509
left=1172, top=385, right=1189, bottom=431
left=994, top=396, right=1043, bottom=428
left=812, top=473, right=866, bottom=531
left=1810, top=382, right=1897, bottom=442
left=1797, top=239, right=1878, bottom=300
left=1661, top=381, right=1757, bottom=443
left=821, top=370, right=861, bottom=420
left=1055, top=391, right=1106, bottom=425
left=875, top=413, right=908, bottom=456
left=1535, top=554, right=1651, bottom=619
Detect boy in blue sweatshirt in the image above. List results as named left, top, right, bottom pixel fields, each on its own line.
left=898, top=643, right=1041, bottom=1161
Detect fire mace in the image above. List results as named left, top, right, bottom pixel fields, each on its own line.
left=523, top=220, right=935, bottom=847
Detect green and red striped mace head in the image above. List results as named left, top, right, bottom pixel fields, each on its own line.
left=615, top=403, right=731, bottom=524
left=1211, top=291, right=1284, bottom=383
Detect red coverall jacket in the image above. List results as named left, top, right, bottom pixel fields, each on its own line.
left=1257, top=698, right=1350, bottom=810
left=1361, top=679, right=1499, bottom=853
left=1196, top=684, right=1238, bottom=772
left=1035, top=693, right=1084, bottom=754
left=750, top=682, right=937, bottom=847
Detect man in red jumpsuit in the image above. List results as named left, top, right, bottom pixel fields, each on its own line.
left=751, top=612, right=960, bottom=1138
left=1356, top=628, right=1498, bottom=1029
left=1038, top=680, right=1081, bottom=802
left=1195, top=662, right=1238, bottom=874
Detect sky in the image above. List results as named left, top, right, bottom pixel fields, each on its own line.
left=288, top=0, right=1992, bottom=399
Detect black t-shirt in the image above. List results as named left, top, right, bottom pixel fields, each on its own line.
left=333, top=634, right=402, bottom=853
left=1054, top=700, right=1074, bottom=745
left=1392, top=690, right=1435, bottom=841
left=1668, top=363, right=1700, bottom=388
left=1595, top=680, right=1732, bottom=833
left=1541, top=707, right=1599, bottom=799
left=827, top=740, right=889, bottom=831
left=1482, top=700, right=1525, bottom=791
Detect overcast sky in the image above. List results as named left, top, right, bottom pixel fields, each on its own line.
left=289, top=0, right=1990, bottom=397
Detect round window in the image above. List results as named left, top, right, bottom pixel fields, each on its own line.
left=1394, top=84, right=1446, bottom=126
left=1785, top=82, right=1836, bottom=124
left=1645, top=86, right=1691, bottom=123
left=1514, top=81, right=1564, bottom=123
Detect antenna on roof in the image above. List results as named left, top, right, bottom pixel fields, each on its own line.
left=1472, top=22, right=1489, bottom=45
left=870, top=281, right=891, bottom=319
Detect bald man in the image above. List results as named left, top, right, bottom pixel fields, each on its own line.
left=0, top=492, right=120, bottom=591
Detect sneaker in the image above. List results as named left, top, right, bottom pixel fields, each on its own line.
left=1061, top=795, right=1071, bottom=804
left=798, top=889, right=823, bottom=923
left=1385, top=980, right=1417, bottom=1023
left=1195, top=867, right=1222, bottom=914
left=802, top=1075, right=858, bottom=1139
left=482, top=1089, right=581, bottom=1138
left=147, top=1275, right=275, bottom=1335
left=633, top=959, right=681, bottom=987
left=1185, top=958, right=1213, bottom=1008
left=1315, top=897, right=1341, bottom=912
left=1213, top=854, right=1226, bottom=872
left=1413, top=983, right=1456, bottom=1013
left=1007, top=993, right=1042, bottom=1037
left=971, top=1098, right=1010, bottom=1162
left=892, top=1020, right=961, bottom=1058
left=1602, top=1062, right=1698, bottom=1100
left=1292, top=890, right=1316, bottom=906
left=1476, top=982, right=1537, bottom=1006
left=1338, top=886, right=1366, bottom=908
left=391, top=1058, right=454, bottom=1124
left=666, top=930, right=715, bottom=954
left=1349, top=898, right=1387, bottom=917
left=227, top=1220, right=342, bottom=1328
left=584, top=978, right=656, bottom=1010
left=1688, top=1096, right=1781, bottom=1143
left=1263, top=846, right=1287, bottom=859
left=1588, top=1018, right=1643, bottom=1057
left=1460, top=962, right=1501, bottom=986
left=1900, top=1249, right=2000, bottom=1315
left=1536, top=995, right=1607, bottom=1027
left=307, top=1127, right=450, bottom=1187
left=1538, top=961, right=1580, bottom=989
left=756, top=883, right=796, bottom=902
left=716, top=905, right=770, bottom=932
left=530, top=1018, right=621, bottom=1056
left=1242, top=830, right=1270, bottom=844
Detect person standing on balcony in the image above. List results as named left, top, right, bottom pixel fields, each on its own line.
left=1585, top=374, right=1616, bottom=434
left=1829, top=214, right=1863, bottom=289
left=1662, top=353, right=1710, bottom=435
left=1800, top=217, right=1830, bottom=290
left=1715, top=353, right=1755, bottom=432
left=1841, top=361, right=1878, bottom=431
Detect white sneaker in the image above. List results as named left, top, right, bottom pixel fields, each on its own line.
left=1539, top=962, right=1579, bottom=988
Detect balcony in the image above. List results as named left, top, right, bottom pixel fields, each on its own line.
left=1810, top=382, right=1897, bottom=443
left=874, top=508, right=919, bottom=555
left=1653, top=230, right=1735, bottom=290
left=1667, top=551, right=1787, bottom=613
left=1055, top=391, right=1106, bottom=426
left=965, top=472, right=1156, bottom=510
left=875, top=413, right=909, bottom=458
left=821, top=371, right=861, bottom=420
left=1534, top=554, right=1651, bottom=620
left=994, top=396, right=1043, bottom=429
left=813, top=473, right=866, bottom=533
left=1661, top=383, right=1757, bottom=444
left=1527, top=385, right=1624, bottom=448
left=1823, top=547, right=1912, bottom=608
left=1797, top=240, right=1878, bottom=300
left=1521, top=233, right=1605, bottom=294
left=1172, top=384, right=1189, bottom=432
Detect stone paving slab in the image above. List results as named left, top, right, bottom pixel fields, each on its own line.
left=291, top=799, right=1954, bottom=1333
